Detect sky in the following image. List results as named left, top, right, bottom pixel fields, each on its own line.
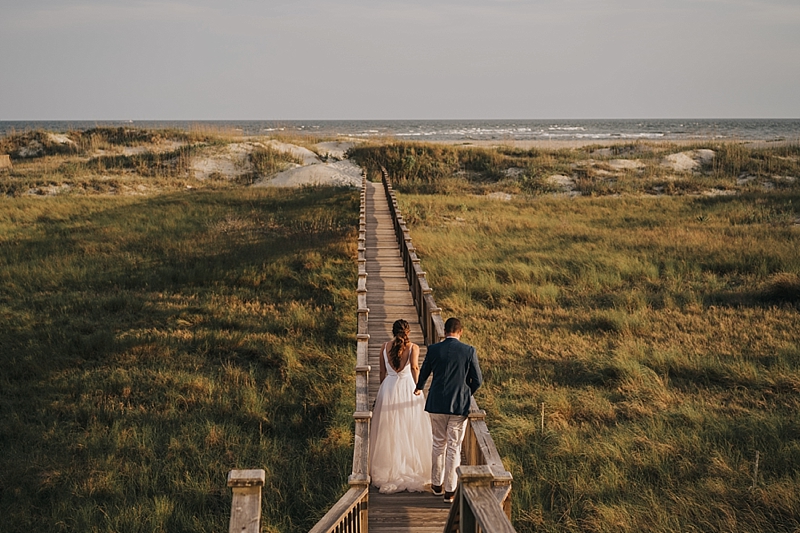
left=1, top=0, right=799, bottom=120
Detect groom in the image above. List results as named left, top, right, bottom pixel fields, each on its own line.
left=414, top=317, right=483, bottom=503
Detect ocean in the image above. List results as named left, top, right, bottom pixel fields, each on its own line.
left=1, top=119, right=799, bottom=142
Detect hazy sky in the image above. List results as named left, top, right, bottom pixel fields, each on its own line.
left=1, top=0, right=799, bottom=120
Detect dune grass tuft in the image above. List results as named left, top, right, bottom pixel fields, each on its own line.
left=350, top=140, right=800, bottom=197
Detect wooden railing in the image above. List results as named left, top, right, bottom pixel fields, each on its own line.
left=380, top=168, right=516, bottom=533
left=380, top=170, right=445, bottom=346
left=444, top=467, right=515, bottom=533
left=307, top=173, right=371, bottom=533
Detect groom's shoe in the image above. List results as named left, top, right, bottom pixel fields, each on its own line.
left=444, top=491, right=455, bottom=503
left=431, top=485, right=444, bottom=496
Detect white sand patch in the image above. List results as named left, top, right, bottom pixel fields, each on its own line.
left=661, top=150, right=715, bottom=172
left=26, top=184, right=73, bottom=196
left=190, top=142, right=260, bottom=180
left=121, top=140, right=186, bottom=156
left=662, top=152, right=698, bottom=172
left=47, top=133, right=75, bottom=145
left=189, top=140, right=362, bottom=185
left=548, top=174, right=575, bottom=190
left=702, top=188, right=737, bottom=196
left=608, top=159, right=645, bottom=171
left=486, top=192, right=514, bottom=201
left=121, top=146, right=149, bottom=156
left=255, top=160, right=362, bottom=188
left=265, top=140, right=320, bottom=165
left=695, top=149, right=715, bottom=165
left=737, top=174, right=758, bottom=185
left=315, top=142, right=355, bottom=160
left=19, top=141, right=43, bottom=158
left=504, top=167, right=526, bottom=178
left=547, top=174, right=581, bottom=197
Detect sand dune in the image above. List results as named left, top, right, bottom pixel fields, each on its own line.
left=254, top=159, right=362, bottom=188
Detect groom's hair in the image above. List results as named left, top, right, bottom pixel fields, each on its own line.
left=444, top=317, right=463, bottom=334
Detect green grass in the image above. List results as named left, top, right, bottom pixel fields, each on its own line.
left=5, top=131, right=799, bottom=532
left=0, top=185, right=359, bottom=533
left=350, top=140, right=800, bottom=197
left=398, top=190, right=800, bottom=533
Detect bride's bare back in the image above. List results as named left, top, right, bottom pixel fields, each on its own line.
left=380, top=340, right=421, bottom=383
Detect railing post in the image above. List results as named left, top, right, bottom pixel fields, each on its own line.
left=465, top=409, right=486, bottom=466
left=429, top=304, right=445, bottom=344
left=457, top=466, right=493, bottom=533
left=227, top=469, right=265, bottom=533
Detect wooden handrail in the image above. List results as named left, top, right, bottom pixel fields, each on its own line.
left=307, top=173, right=371, bottom=533
left=380, top=167, right=446, bottom=346
left=307, top=485, right=369, bottom=533
left=379, top=168, right=515, bottom=533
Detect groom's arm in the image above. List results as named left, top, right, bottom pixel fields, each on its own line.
left=414, top=348, right=433, bottom=394
left=467, top=347, right=483, bottom=395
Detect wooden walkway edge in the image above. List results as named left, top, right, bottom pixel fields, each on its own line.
left=365, top=180, right=452, bottom=532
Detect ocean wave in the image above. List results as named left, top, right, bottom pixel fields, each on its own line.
left=2, top=119, right=799, bottom=142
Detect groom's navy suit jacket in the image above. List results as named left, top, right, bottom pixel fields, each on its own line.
left=416, top=337, right=483, bottom=417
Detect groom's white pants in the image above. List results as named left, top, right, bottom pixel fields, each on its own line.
left=429, top=413, right=468, bottom=493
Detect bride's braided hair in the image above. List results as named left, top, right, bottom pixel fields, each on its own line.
left=389, top=319, right=411, bottom=370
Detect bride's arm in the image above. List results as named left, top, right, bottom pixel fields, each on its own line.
left=410, top=344, right=421, bottom=383
left=379, top=342, right=387, bottom=383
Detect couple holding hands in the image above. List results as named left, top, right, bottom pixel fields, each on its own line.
left=369, top=317, right=483, bottom=503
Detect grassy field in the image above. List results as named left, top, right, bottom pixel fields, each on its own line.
left=0, top=172, right=359, bottom=532
left=394, top=189, right=800, bottom=533
left=351, top=138, right=800, bottom=532
left=4, top=131, right=799, bottom=533
left=350, top=140, right=800, bottom=197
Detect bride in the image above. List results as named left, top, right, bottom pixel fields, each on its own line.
left=369, top=319, right=433, bottom=493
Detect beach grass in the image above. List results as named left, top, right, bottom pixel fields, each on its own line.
left=396, top=189, right=800, bottom=533
left=349, top=140, right=800, bottom=197
left=250, top=145, right=304, bottom=180
left=0, top=184, right=359, bottom=533
left=0, top=128, right=306, bottom=196
left=4, top=129, right=800, bottom=533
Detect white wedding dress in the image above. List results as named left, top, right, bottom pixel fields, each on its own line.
left=369, top=346, right=433, bottom=493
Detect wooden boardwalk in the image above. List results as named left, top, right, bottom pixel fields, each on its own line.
left=364, top=180, right=452, bottom=533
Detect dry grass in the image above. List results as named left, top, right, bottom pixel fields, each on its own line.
left=398, top=188, right=800, bottom=533
left=350, top=140, right=800, bottom=198
left=0, top=128, right=306, bottom=197
left=0, top=183, right=360, bottom=533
